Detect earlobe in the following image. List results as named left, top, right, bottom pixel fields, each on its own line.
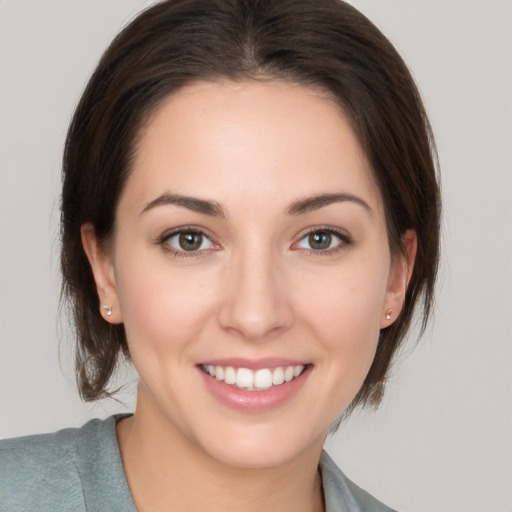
left=80, top=223, right=123, bottom=324
left=380, top=229, right=417, bottom=328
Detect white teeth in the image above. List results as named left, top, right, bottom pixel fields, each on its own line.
left=272, top=367, right=285, bottom=385
left=203, top=364, right=306, bottom=391
left=224, top=366, right=236, bottom=385
left=254, top=369, right=273, bottom=390
left=284, top=366, right=295, bottom=382
left=236, top=368, right=254, bottom=388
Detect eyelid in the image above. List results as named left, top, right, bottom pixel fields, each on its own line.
left=155, top=224, right=351, bottom=257
left=157, top=225, right=221, bottom=256
left=291, top=226, right=352, bottom=253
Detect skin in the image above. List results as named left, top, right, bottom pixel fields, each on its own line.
left=82, top=80, right=416, bottom=512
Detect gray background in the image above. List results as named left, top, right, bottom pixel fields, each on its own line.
left=1, top=1, right=511, bottom=511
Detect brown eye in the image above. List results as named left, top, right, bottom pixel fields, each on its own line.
left=295, top=228, right=351, bottom=253
left=179, top=232, right=203, bottom=251
left=308, top=232, right=332, bottom=250
left=163, top=230, right=214, bottom=253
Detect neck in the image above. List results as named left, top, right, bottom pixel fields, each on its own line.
left=116, top=390, right=326, bottom=512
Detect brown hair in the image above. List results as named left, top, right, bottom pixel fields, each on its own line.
left=61, top=0, right=441, bottom=412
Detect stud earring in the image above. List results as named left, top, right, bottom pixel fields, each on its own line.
left=385, top=309, right=393, bottom=321
left=103, top=305, right=112, bottom=317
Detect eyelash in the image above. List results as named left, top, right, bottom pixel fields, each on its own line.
left=294, top=226, right=352, bottom=256
left=157, top=225, right=352, bottom=258
left=158, top=226, right=218, bottom=258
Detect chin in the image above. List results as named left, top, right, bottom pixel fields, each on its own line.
left=193, top=422, right=326, bottom=469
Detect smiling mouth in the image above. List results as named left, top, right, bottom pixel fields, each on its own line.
left=200, top=364, right=308, bottom=391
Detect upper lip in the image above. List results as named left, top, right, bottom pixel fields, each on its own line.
left=196, top=357, right=310, bottom=370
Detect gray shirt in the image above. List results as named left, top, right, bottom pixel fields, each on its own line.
left=0, top=415, right=396, bottom=511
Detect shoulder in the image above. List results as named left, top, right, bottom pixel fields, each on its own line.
left=0, top=415, right=131, bottom=512
left=320, top=450, right=398, bottom=512
left=0, top=423, right=87, bottom=511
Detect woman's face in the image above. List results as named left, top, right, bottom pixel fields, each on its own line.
left=85, top=81, right=410, bottom=468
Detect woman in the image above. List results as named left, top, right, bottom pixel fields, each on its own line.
left=0, top=0, right=440, bottom=510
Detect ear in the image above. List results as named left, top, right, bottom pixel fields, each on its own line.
left=380, top=229, right=417, bottom=328
left=81, top=223, right=123, bottom=324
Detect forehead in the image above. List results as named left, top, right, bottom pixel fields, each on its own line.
left=124, top=80, right=383, bottom=216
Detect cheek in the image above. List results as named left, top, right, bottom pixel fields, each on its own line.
left=113, top=252, right=217, bottom=356
left=297, top=255, right=390, bottom=362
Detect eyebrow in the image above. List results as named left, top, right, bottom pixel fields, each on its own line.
left=287, top=193, right=373, bottom=216
left=140, top=191, right=372, bottom=218
left=141, top=193, right=225, bottom=217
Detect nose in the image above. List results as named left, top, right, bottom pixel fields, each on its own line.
left=218, top=248, right=293, bottom=342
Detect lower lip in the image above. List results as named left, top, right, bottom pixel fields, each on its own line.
left=198, top=366, right=312, bottom=412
